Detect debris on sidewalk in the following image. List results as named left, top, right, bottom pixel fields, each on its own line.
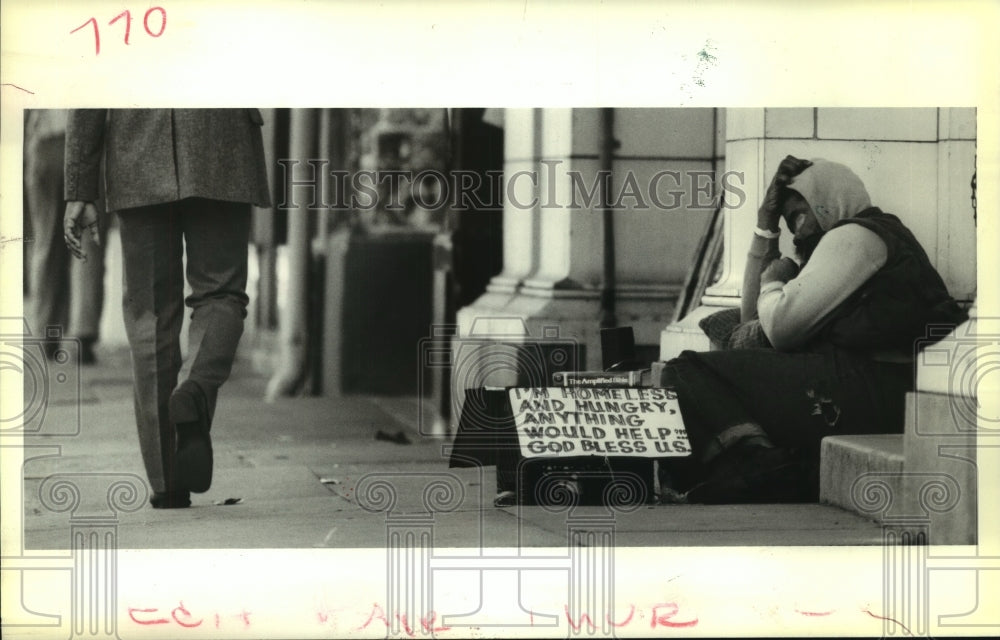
left=314, top=527, right=338, bottom=548
left=493, top=490, right=516, bottom=507
left=656, top=488, right=689, bottom=505
left=213, top=498, right=243, bottom=506
left=374, top=429, right=411, bottom=445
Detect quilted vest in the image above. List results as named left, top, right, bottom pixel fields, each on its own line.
left=819, top=208, right=968, bottom=352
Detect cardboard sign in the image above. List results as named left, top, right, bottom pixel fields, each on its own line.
left=508, top=387, right=690, bottom=458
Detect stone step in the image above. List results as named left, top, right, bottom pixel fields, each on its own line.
left=819, top=433, right=904, bottom=520
left=898, top=391, right=977, bottom=545
left=819, top=393, right=977, bottom=545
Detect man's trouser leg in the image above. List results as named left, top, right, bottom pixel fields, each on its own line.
left=24, top=135, right=69, bottom=342
left=118, top=204, right=185, bottom=494
left=176, top=198, right=251, bottom=423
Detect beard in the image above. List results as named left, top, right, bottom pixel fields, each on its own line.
left=794, top=232, right=824, bottom=264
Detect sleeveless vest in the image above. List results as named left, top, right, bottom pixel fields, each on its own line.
left=819, top=208, right=968, bottom=352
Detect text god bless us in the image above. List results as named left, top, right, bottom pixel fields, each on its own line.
left=509, top=387, right=690, bottom=457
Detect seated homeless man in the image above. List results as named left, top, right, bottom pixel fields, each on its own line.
left=63, top=109, right=271, bottom=508
left=660, top=156, right=968, bottom=504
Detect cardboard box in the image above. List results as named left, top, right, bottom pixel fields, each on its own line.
left=449, top=386, right=690, bottom=506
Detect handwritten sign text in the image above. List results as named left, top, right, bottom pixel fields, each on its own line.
left=509, top=387, right=690, bottom=458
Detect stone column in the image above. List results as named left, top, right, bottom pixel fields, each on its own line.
left=933, top=108, right=978, bottom=301
left=480, top=108, right=540, bottom=300
left=455, top=108, right=719, bottom=431
left=660, top=108, right=818, bottom=359
left=460, top=108, right=604, bottom=356
left=899, top=109, right=980, bottom=548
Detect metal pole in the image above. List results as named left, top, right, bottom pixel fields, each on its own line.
left=266, top=108, right=318, bottom=400
left=599, top=108, right=617, bottom=329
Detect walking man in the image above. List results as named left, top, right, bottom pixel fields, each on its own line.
left=64, top=109, right=271, bottom=508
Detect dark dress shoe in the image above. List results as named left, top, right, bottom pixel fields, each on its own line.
left=150, top=490, right=191, bottom=509
left=684, top=442, right=808, bottom=504
left=169, top=380, right=213, bottom=493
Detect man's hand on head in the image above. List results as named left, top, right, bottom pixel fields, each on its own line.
left=760, top=256, right=800, bottom=286
left=757, top=155, right=813, bottom=232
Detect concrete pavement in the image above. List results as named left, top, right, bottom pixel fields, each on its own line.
left=18, top=345, right=887, bottom=550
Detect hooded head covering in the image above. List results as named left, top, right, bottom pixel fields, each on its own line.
left=786, top=159, right=872, bottom=231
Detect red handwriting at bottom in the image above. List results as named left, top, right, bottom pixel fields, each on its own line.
left=651, top=602, right=700, bottom=628
left=560, top=602, right=699, bottom=632
left=559, top=603, right=644, bottom=631
left=128, top=602, right=251, bottom=630
left=356, top=601, right=700, bottom=635
left=127, top=599, right=884, bottom=634
left=863, top=607, right=913, bottom=636
left=796, top=608, right=835, bottom=617
left=358, top=603, right=451, bottom=636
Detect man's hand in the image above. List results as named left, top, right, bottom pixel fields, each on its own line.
left=760, top=256, right=800, bottom=285
left=63, top=201, right=101, bottom=261
left=757, top=155, right=813, bottom=232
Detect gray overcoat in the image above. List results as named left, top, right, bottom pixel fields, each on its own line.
left=64, top=108, right=272, bottom=212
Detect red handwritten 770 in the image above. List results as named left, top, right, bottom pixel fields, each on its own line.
left=71, top=7, right=167, bottom=56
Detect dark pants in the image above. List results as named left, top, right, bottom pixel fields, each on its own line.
left=117, top=198, right=251, bottom=493
left=662, top=346, right=913, bottom=491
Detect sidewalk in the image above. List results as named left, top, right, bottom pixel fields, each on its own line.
left=20, top=345, right=886, bottom=550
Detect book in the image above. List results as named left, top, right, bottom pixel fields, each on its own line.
left=552, top=369, right=650, bottom=387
